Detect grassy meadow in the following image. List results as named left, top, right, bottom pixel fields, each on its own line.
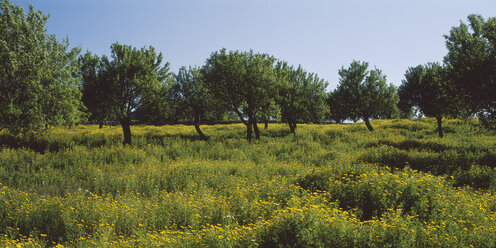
left=1, top=118, right=496, bottom=247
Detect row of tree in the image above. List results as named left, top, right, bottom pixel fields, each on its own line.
left=399, top=15, right=496, bottom=137
left=80, top=48, right=330, bottom=143
left=1, top=0, right=495, bottom=144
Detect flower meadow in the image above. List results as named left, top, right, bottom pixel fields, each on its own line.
left=1, top=119, right=496, bottom=247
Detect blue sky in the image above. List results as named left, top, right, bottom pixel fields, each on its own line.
left=12, top=0, right=496, bottom=90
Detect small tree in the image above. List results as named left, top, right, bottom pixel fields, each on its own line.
left=0, top=0, right=85, bottom=134
left=202, top=49, right=278, bottom=141
left=399, top=63, right=459, bottom=137
left=335, top=60, right=398, bottom=131
left=275, top=62, right=329, bottom=133
left=169, top=66, right=225, bottom=140
left=103, top=43, right=171, bottom=145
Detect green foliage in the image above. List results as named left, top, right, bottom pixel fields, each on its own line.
left=84, top=42, right=173, bottom=144
left=398, top=63, right=462, bottom=137
left=168, top=66, right=227, bottom=139
left=332, top=60, right=399, bottom=131
left=399, top=63, right=451, bottom=118
left=171, top=67, right=210, bottom=121
left=80, top=52, right=114, bottom=126
left=104, top=43, right=171, bottom=120
left=275, top=62, right=329, bottom=133
left=444, top=14, right=496, bottom=129
left=202, top=49, right=279, bottom=141
left=327, top=91, right=349, bottom=123
left=0, top=0, right=85, bottom=134
left=1, top=120, right=496, bottom=246
left=452, top=165, right=496, bottom=189
left=30, top=202, right=67, bottom=244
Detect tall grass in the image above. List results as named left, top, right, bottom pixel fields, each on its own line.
left=1, top=119, right=496, bottom=247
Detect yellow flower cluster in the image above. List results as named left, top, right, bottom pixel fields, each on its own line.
left=1, top=118, right=496, bottom=247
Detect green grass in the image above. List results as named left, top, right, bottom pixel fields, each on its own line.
left=1, top=118, right=496, bottom=247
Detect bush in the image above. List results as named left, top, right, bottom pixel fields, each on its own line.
left=452, top=166, right=496, bottom=189
left=295, top=172, right=330, bottom=192
left=30, top=203, right=67, bottom=244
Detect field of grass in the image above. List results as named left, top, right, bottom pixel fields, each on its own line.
left=1, top=118, right=496, bottom=247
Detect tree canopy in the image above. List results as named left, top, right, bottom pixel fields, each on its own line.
left=275, top=62, right=329, bottom=133
left=398, top=63, right=456, bottom=137
left=333, top=60, right=398, bottom=131
left=444, top=14, right=496, bottom=129
left=80, top=52, right=114, bottom=128
left=0, top=0, right=85, bottom=134
left=327, top=90, right=350, bottom=124
left=202, top=49, right=278, bottom=141
left=169, top=66, right=226, bottom=140
left=7, top=0, right=496, bottom=141
left=79, top=43, right=172, bottom=144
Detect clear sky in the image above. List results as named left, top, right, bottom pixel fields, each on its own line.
left=12, top=0, right=496, bottom=90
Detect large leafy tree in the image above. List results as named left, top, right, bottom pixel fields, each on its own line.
left=0, top=0, right=85, bottom=134
left=102, top=43, right=171, bottom=145
left=335, top=60, right=398, bottom=132
left=275, top=62, right=329, bottom=133
left=80, top=52, right=113, bottom=128
left=444, top=14, right=496, bottom=128
left=399, top=63, right=457, bottom=137
left=169, top=66, right=226, bottom=140
left=202, top=49, right=278, bottom=141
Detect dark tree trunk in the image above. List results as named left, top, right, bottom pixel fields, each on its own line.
left=264, top=120, right=269, bottom=130
left=99, top=122, right=103, bottom=129
left=246, top=118, right=253, bottom=142
left=288, top=121, right=296, bottom=134
left=194, top=113, right=209, bottom=141
left=364, top=117, right=374, bottom=132
left=436, top=116, right=444, bottom=138
left=121, top=116, right=132, bottom=145
left=253, top=116, right=260, bottom=140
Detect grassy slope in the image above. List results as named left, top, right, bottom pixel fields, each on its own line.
left=1, top=118, right=496, bottom=247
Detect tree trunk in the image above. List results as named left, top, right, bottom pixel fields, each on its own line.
left=253, top=116, right=260, bottom=140
left=194, top=113, right=208, bottom=141
left=364, top=117, right=374, bottom=132
left=436, top=116, right=444, bottom=138
left=246, top=118, right=253, bottom=142
left=99, top=122, right=103, bottom=129
left=121, top=116, right=132, bottom=145
left=264, top=120, right=269, bottom=130
left=289, top=121, right=296, bottom=134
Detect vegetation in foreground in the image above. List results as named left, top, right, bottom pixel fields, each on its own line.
left=1, top=119, right=496, bottom=247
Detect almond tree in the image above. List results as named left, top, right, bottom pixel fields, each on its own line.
left=275, top=62, right=329, bottom=133
left=169, top=66, right=226, bottom=140
left=202, top=49, right=278, bottom=141
left=399, top=63, right=455, bottom=137
left=335, top=60, right=398, bottom=132
left=102, top=43, right=171, bottom=145
left=444, top=14, right=496, bottom=129
left=0, top=0, right=85, bottom=134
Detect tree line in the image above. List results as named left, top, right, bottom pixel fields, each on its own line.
left=1, top=0, right=495, bottom=144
